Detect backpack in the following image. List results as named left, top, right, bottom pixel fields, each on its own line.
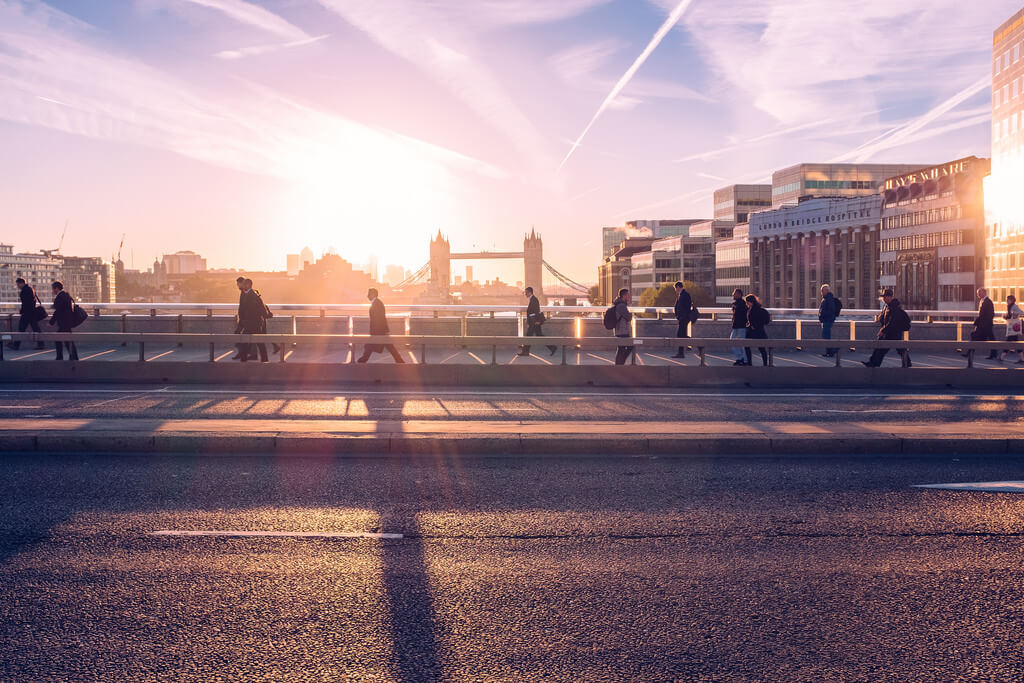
left=899, top=309, right=912, bottom=332
left=71, top=303, right=89, bottom=328
left=763, top=308, right=772, bottom=325
left=603, top=305, right=618, bottom=330
left=833, top=298, right=843, bottom=316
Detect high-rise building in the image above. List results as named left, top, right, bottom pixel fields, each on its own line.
left=713, top=185, right=771, bottom=224
left=597, top=238, right=655, bottom=306
left=300, top=246, right=315, bottom=268
left=286, top=254, right=301, bottom=276
left=0, top=244, right=62, bottom=304
left=986, top=9, right=1024, bottom=301
left=161, top=251, right=206, bottom=275
left=715, top=224, right=751, bottom=304
left=602, top=220, right=708, bottom=257
left=748, top=195, right=883, bottom=309
left=879, top=157, right=988, bottom=311
left=465, top=265, right=473, bottom=284
left=771, top=163, right=927, bottom=208
left=383, top=264, right=406, bottom=286
left=628, top=233, right=714, bottom=301
left=61, top=255, right=116, bottom=302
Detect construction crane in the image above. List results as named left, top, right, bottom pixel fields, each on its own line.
left=40, top=220, right=68, bottom=259
left=115, top=233, right=125, bottom=264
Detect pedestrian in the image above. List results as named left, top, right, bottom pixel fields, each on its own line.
left=519, top=286, right=556, bottom=357
left=48, top=281, right=78, bottom=361
left=232, top=276, right=246, bottom=360
left=818, top=284, right=838, bottom=357
left=967, top=287, right=997, bottom=360
left=8, top=278, right=46, bottom=350
left=672, top=281, right=692, bottom=359
left=744, top=294, right=771, bottom=366
left=611, top=288, right=634, bottom=365
left=862, top=289, right=912, bottom=368
left=237, top=278, right=268, bottom=362
left=357, top=288, right=405, bottom=363
left=730, top=288, right=748, bottom=366
left=999, top=294, right=1024, bottom=363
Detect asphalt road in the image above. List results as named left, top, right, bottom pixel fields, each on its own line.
left=2, top=453, right=1024, bottom=681
left=2, top=384, right=1024, bottom=424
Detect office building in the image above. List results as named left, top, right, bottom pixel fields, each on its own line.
left=879, top=157, right=988, bottom=310
left=601, top=219, right=708, bottom=257
left=61, top=255, right=116, bottom=302
left=690, top=219, right=737, bottom=243
left=0, top=244, right=62, bottom=304
left=771, top=163, right=927, bottom=208
left=987, top=9, right=1024, bottom=301
left=161, top=251, right=207, bottom=275
left=597, top=238, right=655, bottom=305
left=628, top=233, right=714, bottom=300
left=713, top=185, right=771, bottom=224
left=286, top=254, right=301, bottom=276
left=715, top=224, right=751, bottom=304
left=748, top=195, right=883, bottom=309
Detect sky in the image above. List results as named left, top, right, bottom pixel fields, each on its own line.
left=0, top=0, right=1014, bottom=284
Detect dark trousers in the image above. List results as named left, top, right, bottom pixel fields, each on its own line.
left=522, top=323, right=556, bottom=355
left=675, top=320, right=688, bottom=356
left=615, top=335, right=634, bottom=365
left=54, top=325, right=78, bottom=361
left=745, top=332, right=768, bottom=366
left=972, top=325, right=997, bottom=358
left=358, top=342, right=404, bottom=363
left=11, top=315, right=42, bottom=349
left=867, top=344, right=910, bottom=367
left=822, top=320, right=837, bottom=356
left=238, top=327, right=267, bottom=362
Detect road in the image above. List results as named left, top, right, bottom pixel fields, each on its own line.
left=1, top=453, right=1024, bottom=680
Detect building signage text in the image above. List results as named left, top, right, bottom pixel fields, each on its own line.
left=884, top=160, right=969, bottom=190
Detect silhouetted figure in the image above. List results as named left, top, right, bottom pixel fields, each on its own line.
left=237, top=278, right=268, bottom=362
left=744, top=294, right=771, bottom=366
left=862, top=289, right=911, bottom=368
left=611, top=288, right=634, bottom=365
left=818, top=283, right=838, bottom=357
left=1000, top=294, right=1023, bottom=363
left=969, top=287, right=997, bottom=360
left=672, top=281, right=692, bottom=359
left=519, top=286, right=556, bottom=357
left=357, top=288, right=404, bottom=364
left=232, top=276, right=246, bottom=360
left=730, top=288, right=748, bottom=365
left=8, top=278, right=46, bottom=350
left=49, top=281, right=78, bottom=361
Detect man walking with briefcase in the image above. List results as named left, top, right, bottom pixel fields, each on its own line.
left=8, top=278, right=47, bottom=350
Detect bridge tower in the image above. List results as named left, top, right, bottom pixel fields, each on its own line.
left=524, top=227, right=544, bottom=303
left=428, top=229, right=451, bottom=301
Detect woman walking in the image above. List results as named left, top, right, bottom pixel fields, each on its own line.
left=1000, top=294, right=1024, bottom=363
left=744, top=294, right=771, bottom=366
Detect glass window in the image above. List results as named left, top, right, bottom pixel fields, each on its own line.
left=1016, top=45, right=1021, bottom=63
left=1015, top=80, right=1020, bottom=99
left=995, top=90, right=1001, bottom=108
left=997, top=58, right=1002, bottom=75
left=995, top=122, right=1001, bottom=141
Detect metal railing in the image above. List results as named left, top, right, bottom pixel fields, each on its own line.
left=1, top=330, right=1018, bottom=369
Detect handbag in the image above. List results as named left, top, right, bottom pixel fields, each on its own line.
left=71, top=304, right=89, bottom=328
left=534, top=311, right=545, bottom=324
left=29, top=292, right=47, bottom=323
left=689, top=306, right=700, bottom=323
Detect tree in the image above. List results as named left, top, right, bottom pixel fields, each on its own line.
left=639, top=283, right=678, bottom=308
left=587, top=284, right=602, bottom=306
left=682, top=280, right=714, bottom=307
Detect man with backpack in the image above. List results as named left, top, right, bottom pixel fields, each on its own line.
left=604, top=288, right=634, bottom=365
left=237, top=278, right=269, bottom=362
left=862, top=289, right=912, bottom=368
left=671, top=281, right=692, bottom=359
left=8, top=278, right=46, bottom=350
left=818, top=284, right=841, bottom=358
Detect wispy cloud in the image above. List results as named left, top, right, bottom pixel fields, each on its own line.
left=179, top=0, right=309, bottom=41
left=215, top=33, right=329, bottom=60
left=559, top=0, right=695, bottom=169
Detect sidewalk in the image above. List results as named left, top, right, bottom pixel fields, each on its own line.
left=0, top=418, right=1019, bottom=456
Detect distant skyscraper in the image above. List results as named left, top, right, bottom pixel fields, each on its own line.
left=62, top=255, right=116, bottom=302
left=0, top=244, right=62, bottom=303
left=987, top=8, right=1024, bottom=301
left=465, top=265, right=473, bottom=284
left=383, top=264, right=406, bottom=286
left=286, top=254, right=300, bottom=276
left=161, top=250, right=206, bottom=275
left=300, top=246, right=314, bottom=267
left=713, top=184, right=771, bottom=225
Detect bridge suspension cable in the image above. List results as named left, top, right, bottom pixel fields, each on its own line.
left=542, top=260, right=590, bottom=295
left=392, top=262, right=430, bottom=290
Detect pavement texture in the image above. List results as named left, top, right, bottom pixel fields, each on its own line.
left=2, top=454, right=1024, bottom=680
left=3, top=385, right=1024, bottom=455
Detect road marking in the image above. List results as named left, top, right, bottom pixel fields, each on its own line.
left=150, top=530, right=403, bottom=539
left=439, top=351, right=462, bottom=364
left=79, top=349, right=117, bottom=361
left=0, top=405, right=41, bottom=409
left=913, top=481, right=1024, bottom=493
left=145, top=350, right=175, bottom=362
left=467, top=352, right=487, bottom=365
left=812, top=409, right=908, bottom=414
left=584, top=352, right=614, bottom=365
left=10, top=350, right=51, bottom=360
left=646, top=353, right=687, bottom=366
left=530, top=352, right=553, bottom=366
left=214, top=350, right=235, bottom=362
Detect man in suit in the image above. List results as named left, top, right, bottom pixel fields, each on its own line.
left=357, top=288, right=404, bottom=363
left=862, top=289, right=911, bottom=368
left=232, top=276, right=247, bottom=360
left=237, top=278, right=268, bottom=362
left=671, top=281, right=692, bottom=359
left=519, top=286, right=556, bottom=357
left=969, top=287, right=998, bottom=359
left=8, top=278, right=46, bottom=350
left=48, top=281, right=78, bottom=361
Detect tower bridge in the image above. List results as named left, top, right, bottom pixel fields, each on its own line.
left=426, top=228, right=546, bottom=302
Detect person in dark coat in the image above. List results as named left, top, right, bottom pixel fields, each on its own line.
left=8, top=278, right=46, bottom=350
left=612, top=288, right=634, bottom=365
left=237, top=278, right=268, bottom=362
left=232, top=276, right=247, bottom=360
left=672, top=281, right=692, bottom=359
left=519, top=286, right=556, bottom=357
left=357, top=288, right=404, bottom=363
left=818, top=284, right=838, bottom=358
left=969, top=287, right=997, bottom=359
left=730, top=288, right=748, bottom=365
left=862, top=289, right=911, bottom=367
left=48, top=281, right=78, bottom=361
left=744, top=294, right=771, bottom=366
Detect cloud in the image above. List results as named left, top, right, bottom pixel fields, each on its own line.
left=559, top=0, right=696, bottom=169
left=215, top=33, right=329, bottom=60
left=179, top=0, right=310, bottom=41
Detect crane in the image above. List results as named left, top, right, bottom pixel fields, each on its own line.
left=116, top=233, right=125, bottom=264
left=41, top=220, right=68, bottom=259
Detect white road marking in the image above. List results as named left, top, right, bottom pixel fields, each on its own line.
left=214, top=350, right=235, bottom=362
left=812, top=409, right=908, bottom=414
left=150, top=530, right=403, bottom=539
left=646, top=353, right=687, bottom=366
left=466, top=352, right=487, bottom=365
left=10, top=350, right=51, bottom=360
left=145, top=350, right=175, bottom=362
left=79, top=349, right=117, bottom=361
left=584, top=352, right=615, bottom=365
left=913, top=481, right=1024, bottom=493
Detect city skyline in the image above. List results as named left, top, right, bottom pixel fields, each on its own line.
left=0, top=0, right=1011, bottom=283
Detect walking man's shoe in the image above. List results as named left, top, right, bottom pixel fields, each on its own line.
left=861, top=360, right=874, bottom=367
left=733, top=359, right=746, bottom=366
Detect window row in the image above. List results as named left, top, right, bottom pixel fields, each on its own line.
left=804, top=180, right=876, bottom=190
left=880, top=230, right=973, bottom=252
left=881, top=205, right=963, bottom=230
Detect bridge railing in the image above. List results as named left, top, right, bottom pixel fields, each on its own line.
left=0, top=331, right=1017, bottom=369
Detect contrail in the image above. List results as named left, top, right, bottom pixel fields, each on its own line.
left=559, top=0, right=694, bottom=170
